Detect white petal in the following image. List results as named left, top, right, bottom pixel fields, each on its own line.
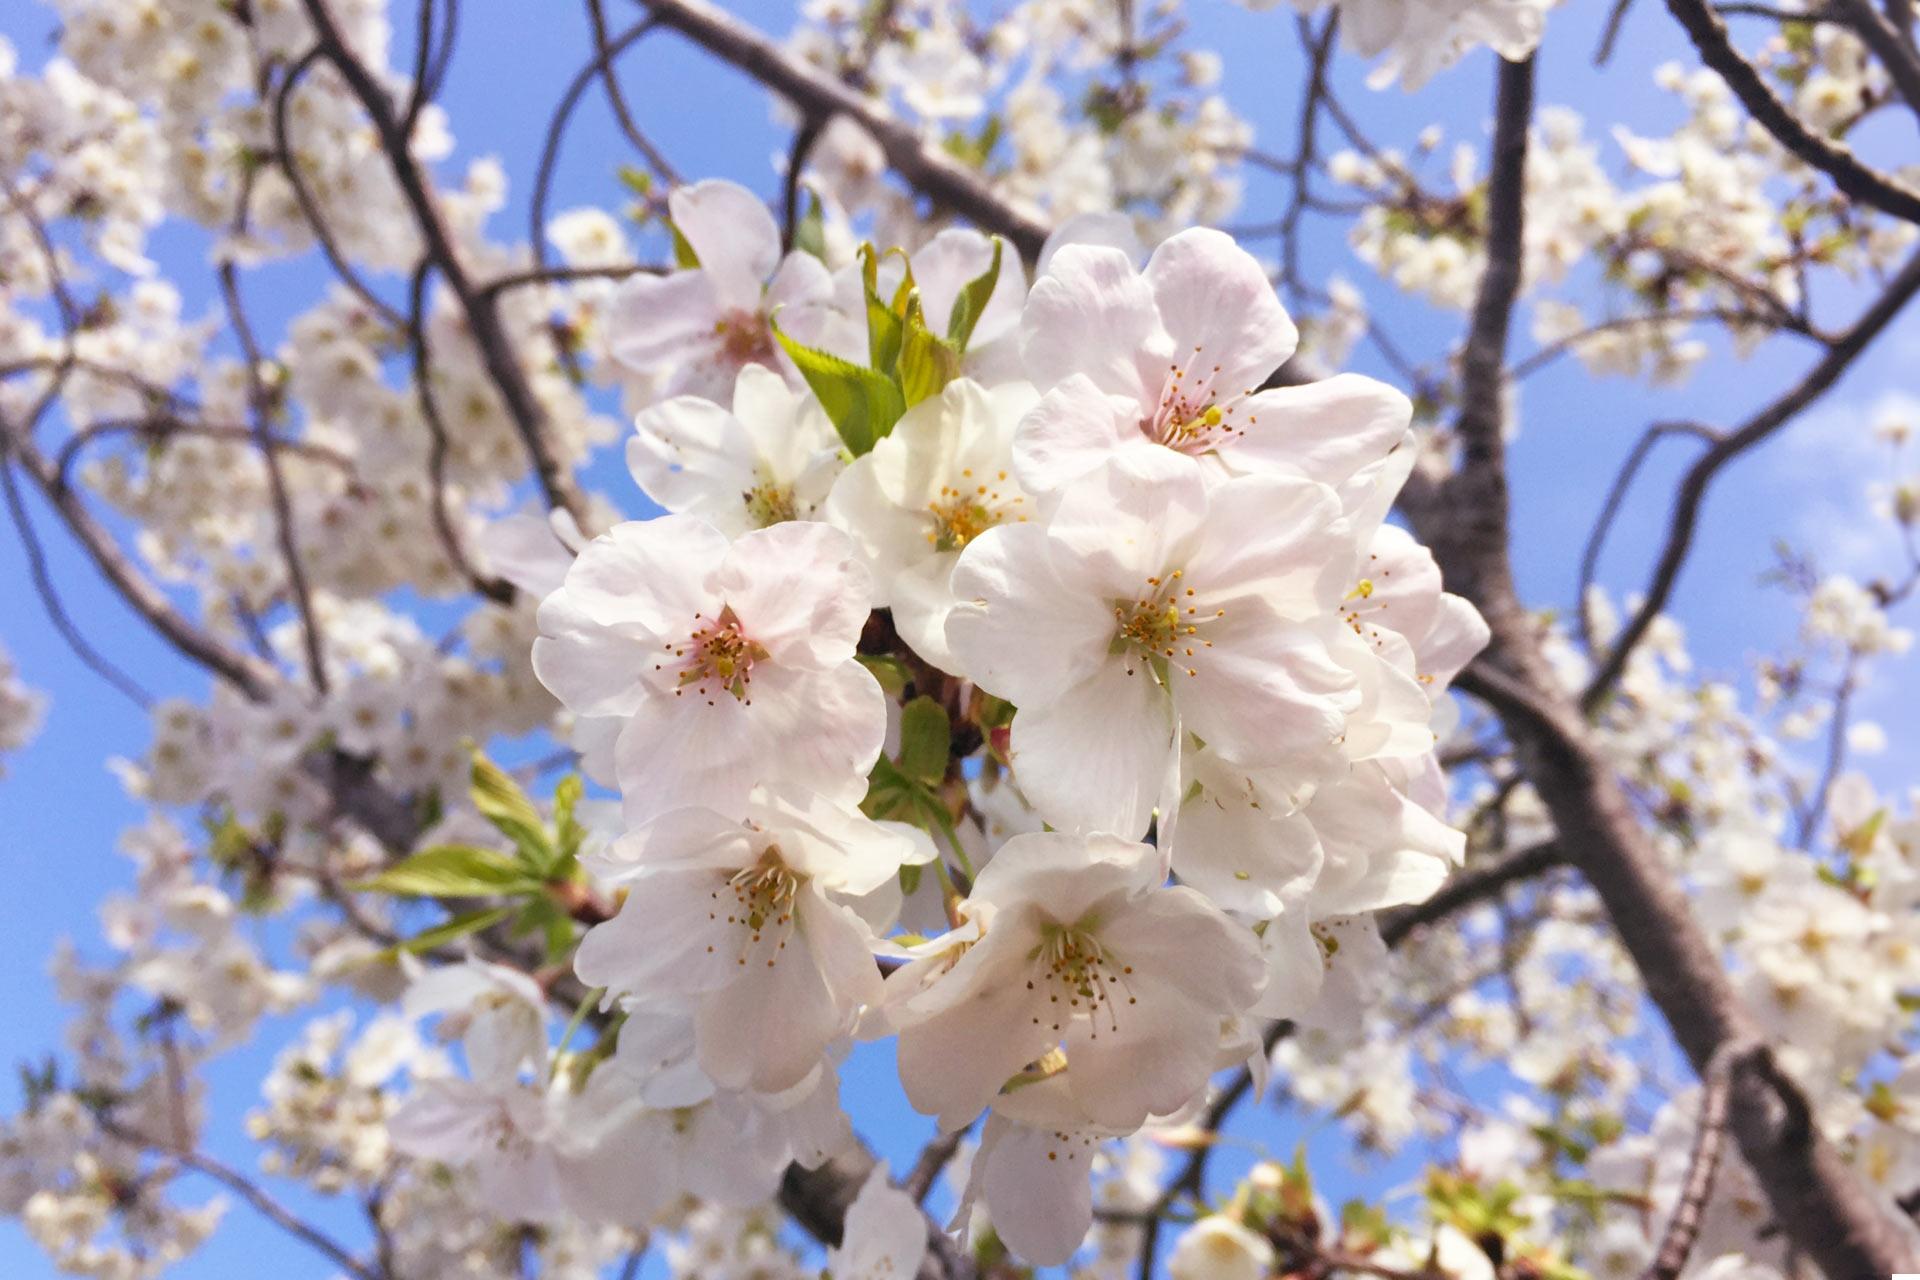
left=670, top=179, right=780, bottom=309
left=1142, top=227, right=1297, bottom=394
left=978, top=1114, right=1098, bottom=1266
left=1011, top=660, right=1174, bottom=841
left=1010, top=375, right=1151, bottom=498
left=1020, top=244, right=1165, bottom=402
left=1220, top=374, right=1411, bottom=488
left=609, top=269, right=722, bottom=374
left=628, top=395, right=756, bottom=519
left=945, top=524, right=1113, bottom=705
left=720, top=521, right=871, bottom=668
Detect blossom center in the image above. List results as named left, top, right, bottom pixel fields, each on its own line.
left=711, top=851, right=802, bottom=969
left=742, top=476, right=798, bottom=527
left=660, top=605, right=769, bottom=705
left=1027, top=921, right=1136, bottom=1037
left=715, top=310, right=776, bottom=366
left=927, top=468, right=1024, bottom=552
left=1112, top=570, right=1220, bottom=679
left=1144, top=348, right=1256, bottom=455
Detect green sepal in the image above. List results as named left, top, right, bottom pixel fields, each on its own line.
left=897, top=696, right=952, bottom=785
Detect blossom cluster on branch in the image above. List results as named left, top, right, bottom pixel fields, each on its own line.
left=5, top=0, right=1920, bottom=1278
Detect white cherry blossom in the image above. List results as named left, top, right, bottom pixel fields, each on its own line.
left=947, top=451, right=1362, bottom=838
left=889, top=831, right=1265, bottom=1133
left=826, top=377, right=1038, bottom=670
left=628, top=363, right=844, bottom=534
left=532, top=515, right=884, bottom=823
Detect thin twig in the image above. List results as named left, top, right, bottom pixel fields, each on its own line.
left=1582, top=246, right=1920, bottom=711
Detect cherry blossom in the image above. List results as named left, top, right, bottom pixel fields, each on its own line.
left=532, top=515, right=884, bottom=823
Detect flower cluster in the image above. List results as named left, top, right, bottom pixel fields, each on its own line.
left=507, top=182, right=1487, bottom=1264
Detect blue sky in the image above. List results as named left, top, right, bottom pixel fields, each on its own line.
left=3, top=1, right=1917, bottom=1276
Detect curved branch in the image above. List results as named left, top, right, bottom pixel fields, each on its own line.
left=3, top=430, right=277, bottom=701
left=1664, top=0, right=1920, bottom=223
left=1581, top=245, right=1920, bottom=711
left=300, top=0, right=590, bottom=527
left=272, top=48, right=407, bottom=331
left=632, top=0, right=1051, bottom=260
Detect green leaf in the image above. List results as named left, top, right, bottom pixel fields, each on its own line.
left=772, top=316, right=905, bottom=455
left=792, top=191, right=828, bottom=262
left=946, top=236, right=1004, bottom=351
left=551, top=774, right=586, bottom=867
left=352, top=845, right=540, bottom=898
left=381, top=905, right=514, bottom=959
left=668, top=220, right=700, bottom=269
left=897, top=696, right=951, bottom=784
left=469, top=750, right=553, bottom=870
left=858, top=243, right=905, bottom=373
left=898, top=293, right=962, bottom=408
left=857, top=653, right=912, bottom=698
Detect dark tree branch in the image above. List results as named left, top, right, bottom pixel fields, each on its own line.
left=300, top=0, right=590, bottom=527
left=630, top=0, right=1050, bottom=261
left=1581, top=246, right=1920, bottom=711
left=1665, top=0, right=1920, bottom=224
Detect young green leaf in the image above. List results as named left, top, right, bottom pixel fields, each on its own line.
left=668, top=220, right=701, bottom=268
left=792, top=190, right=828, bottom=262
left=898, top=292, right=963, bottom=408
left=352, top=844, right=540, bottom=898
left=771, top=316, right=906, bottom=455
left=946, top=235, right=1004, bottom=351
left=379, top=905, right=515, bottom=959
left=469, top=750, right=553, bottom=870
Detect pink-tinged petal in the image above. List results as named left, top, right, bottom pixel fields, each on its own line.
left=889, top=552, right=963, bottom=672
left=541, top=514, right=727, bottom=632
left=588, top=805, right=756, bottom=881
left=968, top=830, right=1164, bottom=922
left=1142, top=227, right=1297, bottom=394
left=1350, top=525, right=1444, bottom=642
left=1250, top=904, right=1325, bottom=1020
left=1176, top=607, right=1358, bottom=766
left=1182, top=472, right=1349, bottom=615
left=476, top=514, right=573, bottom=601
left=1010, top=375, right=1152, bottom=497
left=1219, top=374, right=1412, bottom=488
left=572, top=868, right=739, bottom=995
left=719, top=522, right=871, bottom=668
left=1306, top=766, right=1461, bottom=916
left=1036, top=211, right=1143, bottom=278
left=628, top=395, right=755, bottom=515
left=1043, top=448, right=1209, bottom=591
left=946, top=524, right=1114, bottom=706
left=913, top=226, right=1028, bottom=349
left=977, top=1117, right=1098, bottom=1267
left=673, top=1101, right=792, bottom=1206
left=1171, top=791, right=1323, bottom=919
left=1417, top=593, right=1490, bottom=690
left=670, top=179, right=780, bottom=309
left=1020, top=244, right=1164, bottom=402
left=1011, top=659, right=1174, bottom=840
left=609, top=268, right=722, bottom=374
left=693, top=908, right=849, bottom=1095
left=740, top=661, right=887, bottom=800
left=531, top=516, right=728, bottom=717
left=896, top=918, right=1056, bottom=1131
left=613, top=689, right=756, bottom=822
